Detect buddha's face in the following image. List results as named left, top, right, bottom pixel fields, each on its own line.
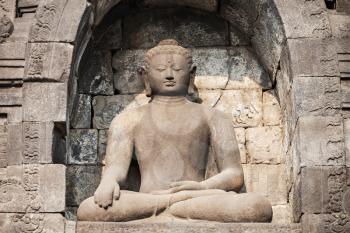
left=147, top=53, right=194, bottom=96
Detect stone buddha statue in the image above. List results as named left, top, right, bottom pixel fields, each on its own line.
left=77, top=39, right=272, bottom=223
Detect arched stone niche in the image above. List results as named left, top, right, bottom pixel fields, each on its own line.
left=66, top=0, right=290, bottom=223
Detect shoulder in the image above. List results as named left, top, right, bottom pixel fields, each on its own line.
left=109, top=104, right=149, bottom=133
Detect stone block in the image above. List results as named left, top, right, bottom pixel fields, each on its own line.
left=227, top=48, right=271, bottom=90
left=344, top=119, right=350, bottom=167
left=293, top=76, right=340, bottom=117
left=251, top=0, right=284, bottom=77
left=92, top=94, right=149, bottom=129
left=29, top=0, right=87, bottom=42
left=329, top=14, right=350, bottom=39
left=24, top=43, right=74, bottom=82
left=235, top=128, right=247, bottom=164
left=5, top=124, right=23, bottom=166
left=288, top=39, right=339, bottom=77
left=0, top=213, right=65, bottom=233
left=215, top=89, right=262, bottom=128
left=192, top=48, right=229, bottom=89
left=242, top=164, right=287, bottom=205
left=141, top=0, right=219, bottom=12
left=296, top=116, right=344, bottom=167
left=338, top=53, right=350, bottom=79
left=337, top=0, right=350, bottom=14
left=65, top=207, right=78, bottom=221
left=0, top=86, right=22, bottom=106
left=23, top=82, right=67, bottom=122
left=272, top=205, right=293, bottom=224
left=342, top=80, right=350, bottom=107
left=76, top=222, right=302, bottom=233
left=274, top=0, right=331, bottom=39
left=66, top=220, right=77, bottom=233
left=70, top=94, right=92, bottom=129
left=98, top=130, right=108, bottom=164
left=112, top=50, right=146, bottom=94
left=0, top=42, right=25, bottom=80
left=96, top=19, right=122, bottom=49
left=66, top=165, right=101, bottom=206
left=262, top=91, right=281, bottom=126
left=0, top=164, right=65, bottom=212
left=78, top=49, right=113, bottom=95
left=68, top=129, right=98, bottom=165
left=300, top=166, right=346, bottom=214
left=0, top=0, right=16, bottom=20
left=302, top=213, right=350, bottom=233
left=124, top=9, right=229, bottom=48
left=246, top=126, right=283, bottom=164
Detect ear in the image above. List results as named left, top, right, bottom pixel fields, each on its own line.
left=188, top=65, right=197, bottom=96
left=138, top=66, right=152, bottom=97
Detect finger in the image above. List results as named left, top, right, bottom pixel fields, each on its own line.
left=113, top=186, right=120, bottom=200
left=151, top=189, right=172, bottom=195
left=169, top=185, right=187, bottom=193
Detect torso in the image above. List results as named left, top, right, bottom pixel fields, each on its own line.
left=133, top=98, right=211, bottom=193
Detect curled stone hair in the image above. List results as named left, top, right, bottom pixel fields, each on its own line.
left=144, top=39, right=193, bottom=69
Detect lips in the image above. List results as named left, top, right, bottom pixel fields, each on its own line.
left=164, top=81, right=176, bottom=86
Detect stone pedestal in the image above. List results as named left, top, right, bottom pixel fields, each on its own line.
left=76, top=222, right=302, bottom=233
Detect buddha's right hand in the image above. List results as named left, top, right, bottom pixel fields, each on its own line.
left=94, top=182, right=120, bottom=208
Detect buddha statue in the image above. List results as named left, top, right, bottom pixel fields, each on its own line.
left=77, top=39, right=272, bottom=223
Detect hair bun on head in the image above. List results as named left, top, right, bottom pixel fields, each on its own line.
left=158, top=39, right=179, bottom=46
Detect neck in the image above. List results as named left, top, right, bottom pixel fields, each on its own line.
left=151, top=95, right=187, bottom=106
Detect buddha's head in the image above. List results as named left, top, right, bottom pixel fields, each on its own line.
left=138, top=39, right=196, bottom=97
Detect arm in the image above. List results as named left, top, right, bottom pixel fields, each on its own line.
left=94, top=113, right=135, bottom=208
left=200, top=111, right=244, bottom=192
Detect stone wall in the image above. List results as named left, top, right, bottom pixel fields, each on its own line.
left=66, top=6, right=290, bottom=223
left=0, top=0, right=349, bottom=232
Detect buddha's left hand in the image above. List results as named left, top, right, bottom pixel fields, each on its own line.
left=152, top=181, right=207, bottom=195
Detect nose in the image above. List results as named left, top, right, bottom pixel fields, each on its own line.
left=165, top=68, right=174, bottom=80
left=166, top=76, right=174, bottom=81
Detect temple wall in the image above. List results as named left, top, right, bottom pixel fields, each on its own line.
left=0, top=0, right=349, bottom=232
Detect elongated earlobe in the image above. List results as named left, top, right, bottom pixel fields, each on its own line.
left=138, top=66, right=152, bottom=97
left=188, top=65, right=197, bottom=96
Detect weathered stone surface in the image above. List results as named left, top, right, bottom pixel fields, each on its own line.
left=288, top=39, right=339, bottom=77
left=68, top=129, right=98, bottom=165
left=77, top=222, right=302, bottom=233
left=263, top=91, right=281, bottom=126
left=141, top=0, right=219, bottom=12
left=66, top=220, right=77, bottom=233
left=70, top=94, right=91, bottom=129
left=0, top=164, right=65, bottom=212
left=23, top=83, right=67, bottom=122
left=78, top=49, right=113, bottom=95
left=235, top=128, right=247, bottom=164
left=66, top=165, right=101, bottom=206
left=341, top=80, right=350, bottom=108
left=229, top=24, right=249, bottom=46
left=29, top=0, right=87, bottom=42
left=192, top=48, right=229, bottom=89
left=246, top=126, right=283, bottom=164
left=0, top=86, right=22, bottom=106
left=338, top=53, right=350, bottom=79
left=0, top=0, right=16, bottom=20
left=274, top=0, right=331, bottom=39
left=24, top=43, right=73, bottom=81
left=0, top=106, right=22, bottom=123
left=337, top=0, right=350, bottom=14
left=301, top=166, right=347, bottom=214
left=98, top=130, right=108, bottom=164
left=90, top=0, right=122, bottom=26
left=243, top=164, right=287, bottom=205
left=344, top=119, right=350, bottom=167
left=5, top=124, right=23, bottom=166
left=124, top=9, right=229, bottom=48
left=272, top=205, right=293, bottom=224
left=215, top=89, right=262, bottom=127
left=198, top=89, right=222, bottom=107
left=66, top=207, right=78, bottom=221
left=0, top=15, right=14, bottom=43
left=0, top=213, right=65, bottom=233
left=302, top=213, right=350, bottom=233
left=96, top=19, right=122, bottom=49
left=227, top=48, right=271, bottom=90
left=112, top=50, right=146, bottom=94
left=293, top=76, right=340, bottom=117
left=93, top=94, right=149, bottom=129
left=251, top=0, right=284, bottom=77
left=296, top=116, right=344, bottom=167
left=329, top=14, right=350, bottom=39
left=8, top=17, right=33, bottom=42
